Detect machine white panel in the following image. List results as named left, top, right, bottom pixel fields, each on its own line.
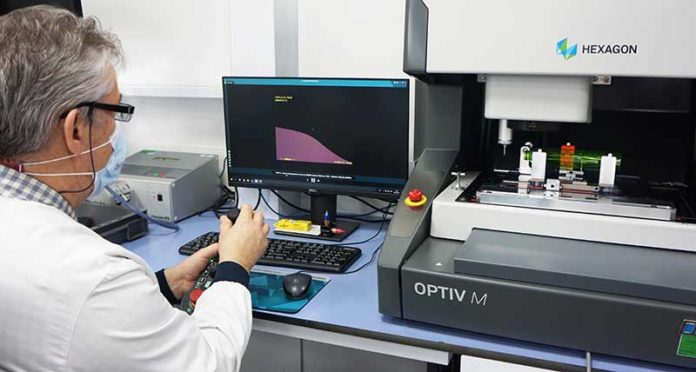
left=431, top=181, right=696, bottom=253
left=422, top=0, right=696, bottom=78
left=484, top=75, right=592, bottom=122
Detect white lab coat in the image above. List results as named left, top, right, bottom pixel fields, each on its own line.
left=0, top=197, right=252, bottom=372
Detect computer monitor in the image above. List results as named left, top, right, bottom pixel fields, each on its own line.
left=222, top=77, right=410, bottom=241
left=1, top=0, right=83, bottom=16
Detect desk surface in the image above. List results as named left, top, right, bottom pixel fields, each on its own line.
left=123, top=215, right=686, bottom=372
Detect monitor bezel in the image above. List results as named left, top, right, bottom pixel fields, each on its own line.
left=221, top=76, right=410, bottom=201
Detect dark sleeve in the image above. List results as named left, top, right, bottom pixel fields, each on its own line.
left=155, top=269, right=179, bottom=305
left=213, top=261, right=250, bottom=288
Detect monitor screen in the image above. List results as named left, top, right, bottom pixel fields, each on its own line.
left=223, top=77, right=410, bottom=199
left=0, top=0, right=82, bottom=16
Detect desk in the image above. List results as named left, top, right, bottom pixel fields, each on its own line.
left=124, top=215, right=687, bottom=372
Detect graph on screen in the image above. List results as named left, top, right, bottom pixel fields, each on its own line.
left=275, top=127, right=353, bottom=165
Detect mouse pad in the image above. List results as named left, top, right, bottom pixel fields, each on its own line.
left=249, top=270, right=330, bottom=314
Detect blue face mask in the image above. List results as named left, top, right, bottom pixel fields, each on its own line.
left=23, top=123, right=127, bottom=197
left=90, top=123, right=126, bottom=197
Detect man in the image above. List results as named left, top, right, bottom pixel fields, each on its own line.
left=0, top=5, right=269, bottom=372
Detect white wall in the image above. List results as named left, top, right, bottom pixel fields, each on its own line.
left=297, top=0, right=407, bottom=78
left=82, top=0, right=276, bottom=97
left=120, top=97, right=226, bottom=159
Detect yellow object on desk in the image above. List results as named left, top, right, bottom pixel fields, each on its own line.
left=274, top=219, right=312, bottom=232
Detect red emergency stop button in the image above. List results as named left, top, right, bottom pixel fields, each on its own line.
left=409, top=189, right=422, bottom=202
left=404, top=188, right=427, bottom=208
left=190, top=288, right=204, bottom=304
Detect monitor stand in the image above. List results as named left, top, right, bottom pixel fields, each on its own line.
left=275, top=194, right=359, bottom=242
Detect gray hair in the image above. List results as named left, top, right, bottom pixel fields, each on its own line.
left=0, top=5, right=123, bottom=160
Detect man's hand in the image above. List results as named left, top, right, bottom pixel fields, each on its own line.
left=218, top=204, right=270, bottom=272
left=164, top=243, right=219, bottom=300
left=163, top=204, right=268, bottom=299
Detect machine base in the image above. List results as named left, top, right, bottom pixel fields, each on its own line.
left=399, top=236, right=696, bottom=369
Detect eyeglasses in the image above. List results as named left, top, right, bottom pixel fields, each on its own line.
left=60, top=100, right=135, bottom=122
left=77, top=101, right=135, bottom=122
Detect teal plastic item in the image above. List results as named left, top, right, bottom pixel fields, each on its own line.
left=249, top=270, right=330, bottom=314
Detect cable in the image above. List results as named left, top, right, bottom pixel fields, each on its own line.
left=338, top=199, right=395, bottom=220
left=262, top=190, right=389, bottom=247
left=197, top=185, right=237, bottom=218
left=263, top=195, right=391, bottom=234
left=336, top=208, right=392, bottom=218
left=349, top=195, right=394, bottom=215
left=271, top=189, right=310, bottom=213
left=338, top=215, right=391, bottom=223
left=270, top=189, right=393, bottom=222
left=253, top=188, right=262, bottom=210
left=217, top=156, right=239, bottom=210
left=339, top=242, right=383, bottom=274
left=260, top=191, right=304, bottom=219
left=323, top=211, right=388, bottom=247
left=260, top=191, right=284, bottom=217
left=105, top=185, right=180, bottom=231
left=196, top=156, right=239, bottom=218
left=196, top=154, right=237, bottom=218
left=296, top=209, right=389, bottom=275
left=218, top=156, right=227, bottom=178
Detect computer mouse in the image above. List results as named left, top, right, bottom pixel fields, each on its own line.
left=226, top=208, right=241, bottom=224
left=283, top=273, right=312, bottom=300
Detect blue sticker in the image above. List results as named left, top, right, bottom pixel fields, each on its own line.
left=683, top=323, right=695, bottom=334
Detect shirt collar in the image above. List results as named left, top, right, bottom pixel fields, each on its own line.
left=0, top=165, right=76, bottom=219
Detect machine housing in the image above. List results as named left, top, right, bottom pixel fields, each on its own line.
left=379, top=0, right=696, bottom=368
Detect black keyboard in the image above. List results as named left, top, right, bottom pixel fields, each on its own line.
left=178, top=232, right=362, bottom=273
